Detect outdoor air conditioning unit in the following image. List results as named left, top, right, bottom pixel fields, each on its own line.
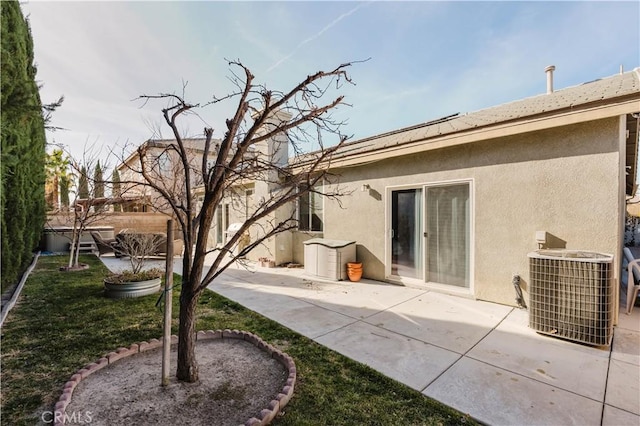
left=528, top=249, right=614, bottom=346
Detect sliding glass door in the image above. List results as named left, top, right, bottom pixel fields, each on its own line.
left=391, top=189, right=423, bottom=279
left=389, top=182, right=470, bottom=289
left=426, top=184, right=470, bottom=287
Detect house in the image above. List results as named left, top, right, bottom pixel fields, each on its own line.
left=303, top=67, right=639, bottom=307
left=192, top=110, right=294, bottom=261
left=117, top=138, right=222, bottom=213
left=125, top=67, right=640, bottom=310
left=118, top=116, right=293, bottom=261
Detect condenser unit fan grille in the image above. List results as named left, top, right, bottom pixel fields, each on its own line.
left=528, top=250, right=613, bottom=346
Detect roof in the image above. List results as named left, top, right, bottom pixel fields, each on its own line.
left=118, top=138, right=220, bottom=170
left=299, top=68, right=640, bottom=167
left=144, top=138, right=218, bottom=152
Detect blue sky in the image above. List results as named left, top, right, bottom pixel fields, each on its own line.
left=22, top=1, right=640, bottom=164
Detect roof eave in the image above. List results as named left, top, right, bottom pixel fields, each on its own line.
left=292, top=94, right=640, bottom=172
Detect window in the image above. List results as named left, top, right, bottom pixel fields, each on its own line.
left=214, top=203, right=230, bottom=245
left=157, top=152, right=171, bottom=176
left=245, top=189, right=254, bottom=219
left=298, top=184, right=323, bottom=231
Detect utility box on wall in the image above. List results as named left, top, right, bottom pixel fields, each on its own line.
left=303, top=238, right=356, bottom=281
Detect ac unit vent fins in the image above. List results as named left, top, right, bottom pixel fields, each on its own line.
left=528, top=250, right=613, bottom=346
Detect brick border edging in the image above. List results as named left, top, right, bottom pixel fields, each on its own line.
left=54, top=329, right=296, bottom=426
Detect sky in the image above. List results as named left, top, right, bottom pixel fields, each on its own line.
left=21, top=1, right=640, bottom=167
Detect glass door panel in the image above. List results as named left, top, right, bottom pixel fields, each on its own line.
left=426, top=184, right=470, bottom=287
left=391, top=189, right=423, bottom=279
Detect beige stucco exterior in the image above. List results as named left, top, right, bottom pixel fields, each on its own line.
left=200, top=109, right=301, bottom=265
left=118, top=139, right=217, bottom=214
left=120, top=70, right=638, bottom=309
left=320, top=117, right=625, bottom=306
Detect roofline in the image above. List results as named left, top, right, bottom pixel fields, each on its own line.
left=117, top=137, right=215, bottom=170
left=292, top=91, right=640, bottom=172
left=118, top=139, right=151, bottom=169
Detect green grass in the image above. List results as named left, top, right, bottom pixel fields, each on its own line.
left=1, top=255, right=476, bottom=425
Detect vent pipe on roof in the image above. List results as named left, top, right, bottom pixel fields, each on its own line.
left=545, top=65, right=556, bottom=94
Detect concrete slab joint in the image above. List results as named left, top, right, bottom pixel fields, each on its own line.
left=54, top=329, right=297, bottom=425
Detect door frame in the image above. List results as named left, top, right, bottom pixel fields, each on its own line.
left=385, top=178, right=475, bottom=296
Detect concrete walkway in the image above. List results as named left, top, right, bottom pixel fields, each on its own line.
left=101, top=256, right=640, bottom=425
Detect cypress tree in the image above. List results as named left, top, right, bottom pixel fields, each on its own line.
left=112, top=168, right=122, bottom=212
left=1, top=1, right=47, bottom=288
left=94, top=161, right=104, bottom=199
left=60, top=175, right=70, bottom=207
left=93, top=161, right=104, bottom=212
left=78, top=166, right=89, bottom=199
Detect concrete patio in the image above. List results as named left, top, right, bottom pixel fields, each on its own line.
left=101, top=255, right=640, bottom=425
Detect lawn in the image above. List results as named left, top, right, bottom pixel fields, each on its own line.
left=1, top=254, right=475, bottom=425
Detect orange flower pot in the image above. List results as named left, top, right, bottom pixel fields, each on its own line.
left=346, top=262, right=363, bottom=282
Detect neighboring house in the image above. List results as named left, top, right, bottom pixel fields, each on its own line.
left=192, top=112, right=293, bottom=262
left=118, top=138, right=221, bottom=213
left=127, top=68, right=640, bottom=309
left=119, top=121, right=292, bottom=262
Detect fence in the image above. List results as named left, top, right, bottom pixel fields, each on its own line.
left=46, top=212, right=179, bottom=235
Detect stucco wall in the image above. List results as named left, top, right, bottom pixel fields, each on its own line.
left=292, top=231, right=322, bottom=264
left=321, top=117, right=622, bottom=306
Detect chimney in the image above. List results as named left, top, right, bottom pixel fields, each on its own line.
left=545, top=65, right=556, bottom=94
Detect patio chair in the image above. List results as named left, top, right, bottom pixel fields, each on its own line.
left=155, top=236, right=184, bottom=257
left=90, top=232, right=117, bottom=257
left=623, top=247, right=640, bottom=314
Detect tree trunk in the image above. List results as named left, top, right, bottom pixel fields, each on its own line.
left=73, top=239, right=81, bottom=267
left=68, top=226, right=78, bottom=268
left=176, top=284, right=199, bottom=382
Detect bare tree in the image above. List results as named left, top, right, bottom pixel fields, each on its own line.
left=130, top=60, right=355, bottom=382
left=65, top=158, right=110, bottom=269
left=48, top=146, right=114, bottom=270
left=114, top=232, right=163, bottom=274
